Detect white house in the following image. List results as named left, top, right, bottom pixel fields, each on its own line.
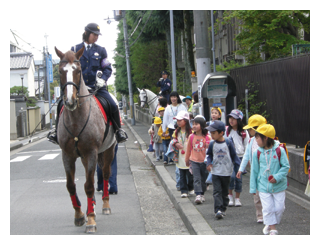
left=10, top=52, right=35, bottom=97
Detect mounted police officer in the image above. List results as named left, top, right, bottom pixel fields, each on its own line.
left=156, top=70, right=172, bottom=102
left=48, top=23, right=128, bottom=144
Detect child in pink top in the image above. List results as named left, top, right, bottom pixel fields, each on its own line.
left=185, top=115, right=211, bottom=204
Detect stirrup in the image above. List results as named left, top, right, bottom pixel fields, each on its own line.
left=47, top=131, right=59, bottom=145
left=115, top=129, right=128, bottom=143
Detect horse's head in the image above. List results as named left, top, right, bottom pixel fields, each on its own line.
left=55, top=46, right=85, bottom=111
left=138, top=88, right=148, bottom=108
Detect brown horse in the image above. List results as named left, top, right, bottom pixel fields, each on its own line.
left=55, top=46, right=116, bottom=233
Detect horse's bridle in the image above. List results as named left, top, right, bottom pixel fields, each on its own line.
left=59, top=60, right=81, bottom=95
left=140, top=89, right=158, bottom=106
left=59, top=59, right=96, bottom=157
left=59, top=60, right=97, bottom=106
left=140, top=89, right=159, bottom=117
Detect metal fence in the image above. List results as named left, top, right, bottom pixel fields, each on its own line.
left=230, top=54, right=310, bottom=147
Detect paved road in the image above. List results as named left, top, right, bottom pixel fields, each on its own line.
left=10, top=123, right=188, bottom=235
left=125, top=118, right=311, bottom=235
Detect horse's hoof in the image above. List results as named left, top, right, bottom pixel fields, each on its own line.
left=85, top=225, right=97, bottom=233
left=102, top=208, right=111, bottom=215
left=74, top=215, right=86, bottom=226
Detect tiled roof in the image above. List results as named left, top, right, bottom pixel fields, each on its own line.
left=10, top=52, right=34, bottom=70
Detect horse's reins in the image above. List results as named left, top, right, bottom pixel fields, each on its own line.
left=59, top=59, right=98, bottom=158
left=141, top=90, right=159, bottom=117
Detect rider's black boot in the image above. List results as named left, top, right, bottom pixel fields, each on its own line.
left=47, top=100, right=63, bottom=145
left=47, top=121, right=59, bottom=145
left=111, top=111, right=128, bottom=143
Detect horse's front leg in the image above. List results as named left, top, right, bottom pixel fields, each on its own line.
left=100, top=143, right=116, bottom=215
left=62, top=152, right=85, bottom=227
left=81, top=151, right=98, bottom=233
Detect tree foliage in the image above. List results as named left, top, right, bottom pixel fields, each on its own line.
left=113, top=10, right=193, bottom=98
left=10, top=86, right=28, bottom=96
left=220, top=10, right=310, bottom=64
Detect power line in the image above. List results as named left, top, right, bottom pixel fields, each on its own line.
left=129, top=11, right=146, bottom=38
left=10, top=29, right=43, bottom=54
left=128, top=10, right=153, bottom=48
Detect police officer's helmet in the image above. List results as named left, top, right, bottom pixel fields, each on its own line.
left=85, top=23, right=102, bottom=35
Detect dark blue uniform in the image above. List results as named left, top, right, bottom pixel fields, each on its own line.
left=71, top=43, right=118, bottom=113
left=156, top=78, right=172, bottom=102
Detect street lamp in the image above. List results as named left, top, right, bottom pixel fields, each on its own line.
left=20, top=74, right=24, bottom=96
left=107, top=10, right=135, bottom=125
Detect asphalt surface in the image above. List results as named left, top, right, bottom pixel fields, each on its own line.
left=124, top=118, right=310, bottom=235
left=10, top=123, right=189, bottom=235
left=10, top=138, right=145, bottom=235
left=9, top=117, right=311, bottom=235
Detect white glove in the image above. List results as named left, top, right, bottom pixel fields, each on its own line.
left=159, top=78, right=164, bottom=82
left=96, top=78, right=105, bottom=88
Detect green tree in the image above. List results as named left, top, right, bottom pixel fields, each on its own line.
left=130, top=40, right=167, bottom=92
left=220, top=10, right=310, bottom=64
left=10, top=86, right=28, bottom=96
left=113, top=10, right=194, bottom=98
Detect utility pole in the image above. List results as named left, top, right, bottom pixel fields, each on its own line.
left=43, top=46, right=47, bottom=101
left=170, top=10, right=177, bottom=91
left=122, top=11, right=135, bottom=125
left=211, top=10, right=216, bottom=72
left=193, top=10, right=211, bottom=116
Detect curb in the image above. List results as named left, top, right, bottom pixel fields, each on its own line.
left=10, top=134, right=48, bottom=151
left=124, top=119, right=216, bottom=235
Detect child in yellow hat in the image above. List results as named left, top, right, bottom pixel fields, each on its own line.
left=236, top=114, right=267, bottom=223
left=250, top=124, right=290, bottom=235
left=207, top=107, right=222, bottom=126
left=148, top=117, right=163, bottom=161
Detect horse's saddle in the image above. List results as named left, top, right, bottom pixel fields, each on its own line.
left=94, top=95, right=114, bottom=143
left=94, top=95, right=110, bottom=124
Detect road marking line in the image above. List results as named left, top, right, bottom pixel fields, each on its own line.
left=10, top=156, right=31, bottom=162
left=17, top=149, right=61, bottom=154
left=38, top=154, right=60, bottom=160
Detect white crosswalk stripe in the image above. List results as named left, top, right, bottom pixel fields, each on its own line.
left=10, top=156, right=31, bottom=162
left=38, top=154, right=60, bottom=160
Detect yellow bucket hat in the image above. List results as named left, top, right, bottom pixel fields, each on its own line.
left=254, top=124, right=275, bottom=139
left=154, top=117, right=162, bottom=124
left=158, top=107, right=165, bottom=112
left=243, top=114, right=267, bottom=130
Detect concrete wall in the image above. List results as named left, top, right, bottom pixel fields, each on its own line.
left=10, top=100, right=17, bottom=140
left=286, top=145, right=309, bottom=194
left=27, top=107, right=41, bottom=134
left=134, top=103, right=153, bottom=125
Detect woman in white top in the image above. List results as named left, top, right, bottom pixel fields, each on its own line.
left=162, top=91, right=187, bottom=139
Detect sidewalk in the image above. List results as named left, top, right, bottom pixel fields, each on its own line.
left=10, top=128, right=52, bottom=151
left=123, top=118, right=310, bottom=235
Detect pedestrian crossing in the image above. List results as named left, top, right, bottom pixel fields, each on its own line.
left=10, top=156, right=32, bottom=162
left=10, top=151, right=61, bottom=162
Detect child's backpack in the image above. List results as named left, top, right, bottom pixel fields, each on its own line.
left=152, top=125, right=161, bottom=143
left=225, top=126, right=246, bottom=143
left=256, top=140, right=290, bottom=172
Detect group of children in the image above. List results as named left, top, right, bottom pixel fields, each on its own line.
left=148, top=106, right=290, bottom=235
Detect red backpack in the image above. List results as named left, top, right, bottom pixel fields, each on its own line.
left=257, top=138, right=290, bottom=172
